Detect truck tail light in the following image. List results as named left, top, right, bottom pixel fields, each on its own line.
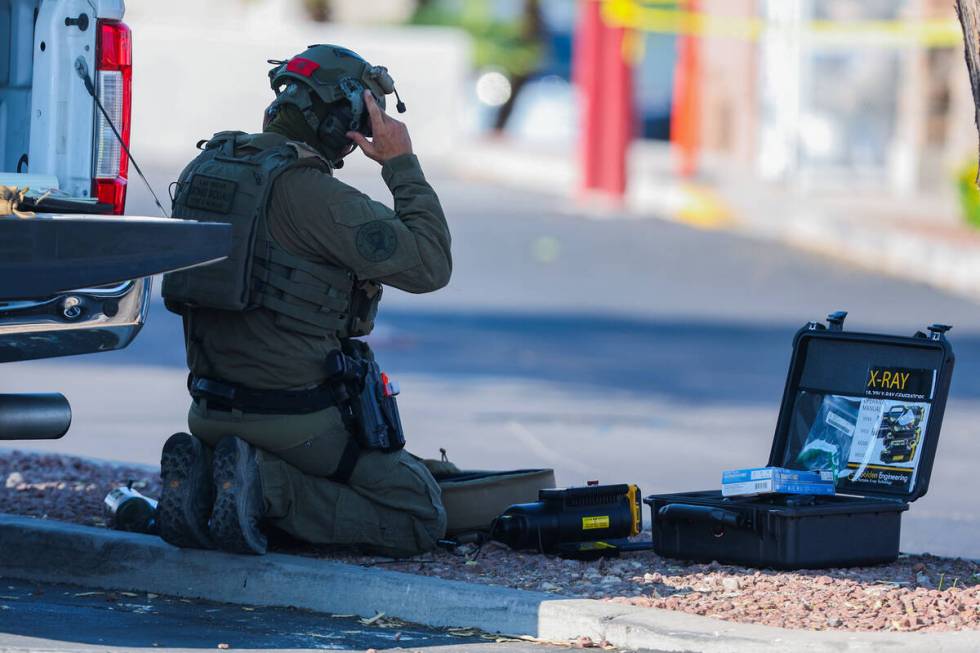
left=92, top=20, right=132, bottom=215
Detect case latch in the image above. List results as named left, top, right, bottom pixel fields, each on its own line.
left=826, top=311, right=847, bottom=331
left=927, top=324, right=952, bottom=340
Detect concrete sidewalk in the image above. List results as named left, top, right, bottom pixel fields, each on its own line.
left=450, top=139, right=980, bottom=303
left=2, top=514, right=977, bottom=653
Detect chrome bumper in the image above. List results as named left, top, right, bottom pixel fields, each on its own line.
left=0, top=277, right=152, bottom=363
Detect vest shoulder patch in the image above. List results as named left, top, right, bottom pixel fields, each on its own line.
left=185, top=175, right=238, bottom=214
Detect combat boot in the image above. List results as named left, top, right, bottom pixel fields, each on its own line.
left=158, top=432, right=215, bottom=549
left=209, top=435, right=268, bottom=555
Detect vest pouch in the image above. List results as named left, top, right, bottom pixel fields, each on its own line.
left=346, top=281, right=382, bottom=337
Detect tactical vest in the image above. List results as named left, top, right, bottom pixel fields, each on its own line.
left=161, top=131, right=381, bottom=339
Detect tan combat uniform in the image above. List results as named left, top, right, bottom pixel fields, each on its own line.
left=184, top=134, right=451, bottom=557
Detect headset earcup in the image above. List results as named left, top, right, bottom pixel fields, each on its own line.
left=262, top=105, right=278, bottom=130
left=317, top=112, right=355, bottom=163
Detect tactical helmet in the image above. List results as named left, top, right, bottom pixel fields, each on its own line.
left=265, top=44, right=405, bottom=166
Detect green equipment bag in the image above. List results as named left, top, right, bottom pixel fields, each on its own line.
left=432, top=468, right=556, bottom=536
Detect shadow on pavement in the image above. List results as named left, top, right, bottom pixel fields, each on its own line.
left=0, top=578, right=482, bottom=650
left=83, top=302, right=980, bottom=404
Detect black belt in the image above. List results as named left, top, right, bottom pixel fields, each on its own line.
left=188, top=374, right=360, bottom=483
left=188, top=375, right=338, bottom=415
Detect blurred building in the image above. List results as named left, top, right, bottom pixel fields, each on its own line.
left=123, top=0, right=471, bottom=165
left=696, top=0, right=973, bottom=194
left=326, top=0, right=415, bottom=24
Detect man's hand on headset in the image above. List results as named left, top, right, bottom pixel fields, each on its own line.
left=347, top=90, right=413, bottom=164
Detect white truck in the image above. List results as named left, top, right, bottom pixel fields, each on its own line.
left=0, top=0, right=229, bottom=440
left=2, top=0, right=130, bottom=209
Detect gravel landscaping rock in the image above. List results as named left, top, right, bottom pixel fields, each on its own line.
left=3, top=451, right=979, bottom=634
left=0, top=451, right=160, bottom=528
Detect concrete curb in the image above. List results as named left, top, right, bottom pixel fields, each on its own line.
left=1, top=514, right=978, bottom=653
left=782, top=213, right=980, bottom=302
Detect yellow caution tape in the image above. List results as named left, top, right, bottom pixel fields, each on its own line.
left=601, top=0, right=963, bottom=48
left=602, top=0, right=763, bottom=41
left=808, top=17, right=962, bottom=48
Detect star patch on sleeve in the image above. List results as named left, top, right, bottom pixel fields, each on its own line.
left=355, top=221, right=398, bottom=262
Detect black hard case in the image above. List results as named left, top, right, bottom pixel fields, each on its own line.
left=644, top=316, right=954, bottom=570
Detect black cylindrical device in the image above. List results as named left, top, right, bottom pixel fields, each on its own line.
left=104, top=482, right=159, bottom=534
left=492, top=483, right=642, bottom=553
left=0, top=393, right=71, bottom=440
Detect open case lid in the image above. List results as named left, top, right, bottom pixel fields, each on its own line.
left=767, top=311, right=954, bottom=503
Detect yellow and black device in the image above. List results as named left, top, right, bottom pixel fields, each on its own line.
left=491, top=483, right=650, bottom=558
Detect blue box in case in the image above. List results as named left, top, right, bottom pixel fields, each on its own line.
left=721, top=466, right=835, bottom=497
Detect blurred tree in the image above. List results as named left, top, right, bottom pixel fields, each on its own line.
left=303, top=0, right=332, bottom=22
left=957, top=0, right=980, bottom=182
left=412, top=0, right=545, bottom=131
left=956, top=159, right=980, bottom=228
left=493, top=1, right=545, bottom=131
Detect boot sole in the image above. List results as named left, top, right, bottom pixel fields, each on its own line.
left=210, top=436, right=267, bottom=555
left=158, top=433, right=214, bottom=549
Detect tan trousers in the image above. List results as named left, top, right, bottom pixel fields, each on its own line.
left=187, top=400, right=446, bottom=557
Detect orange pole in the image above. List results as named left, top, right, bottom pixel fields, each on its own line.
left=670, top=0, right=701, bottom=178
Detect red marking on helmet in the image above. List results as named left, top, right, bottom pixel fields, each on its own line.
left=286, top=57, right=320, bottom=77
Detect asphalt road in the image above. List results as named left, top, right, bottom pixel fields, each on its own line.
left=0, top=578, right=575, bottom=652
left=6, top=160, right=980, bottom=557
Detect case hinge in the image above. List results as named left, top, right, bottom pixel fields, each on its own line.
left=826, top=311, right=847, bottom=331
left=927, top=324, right=952, bottom=341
